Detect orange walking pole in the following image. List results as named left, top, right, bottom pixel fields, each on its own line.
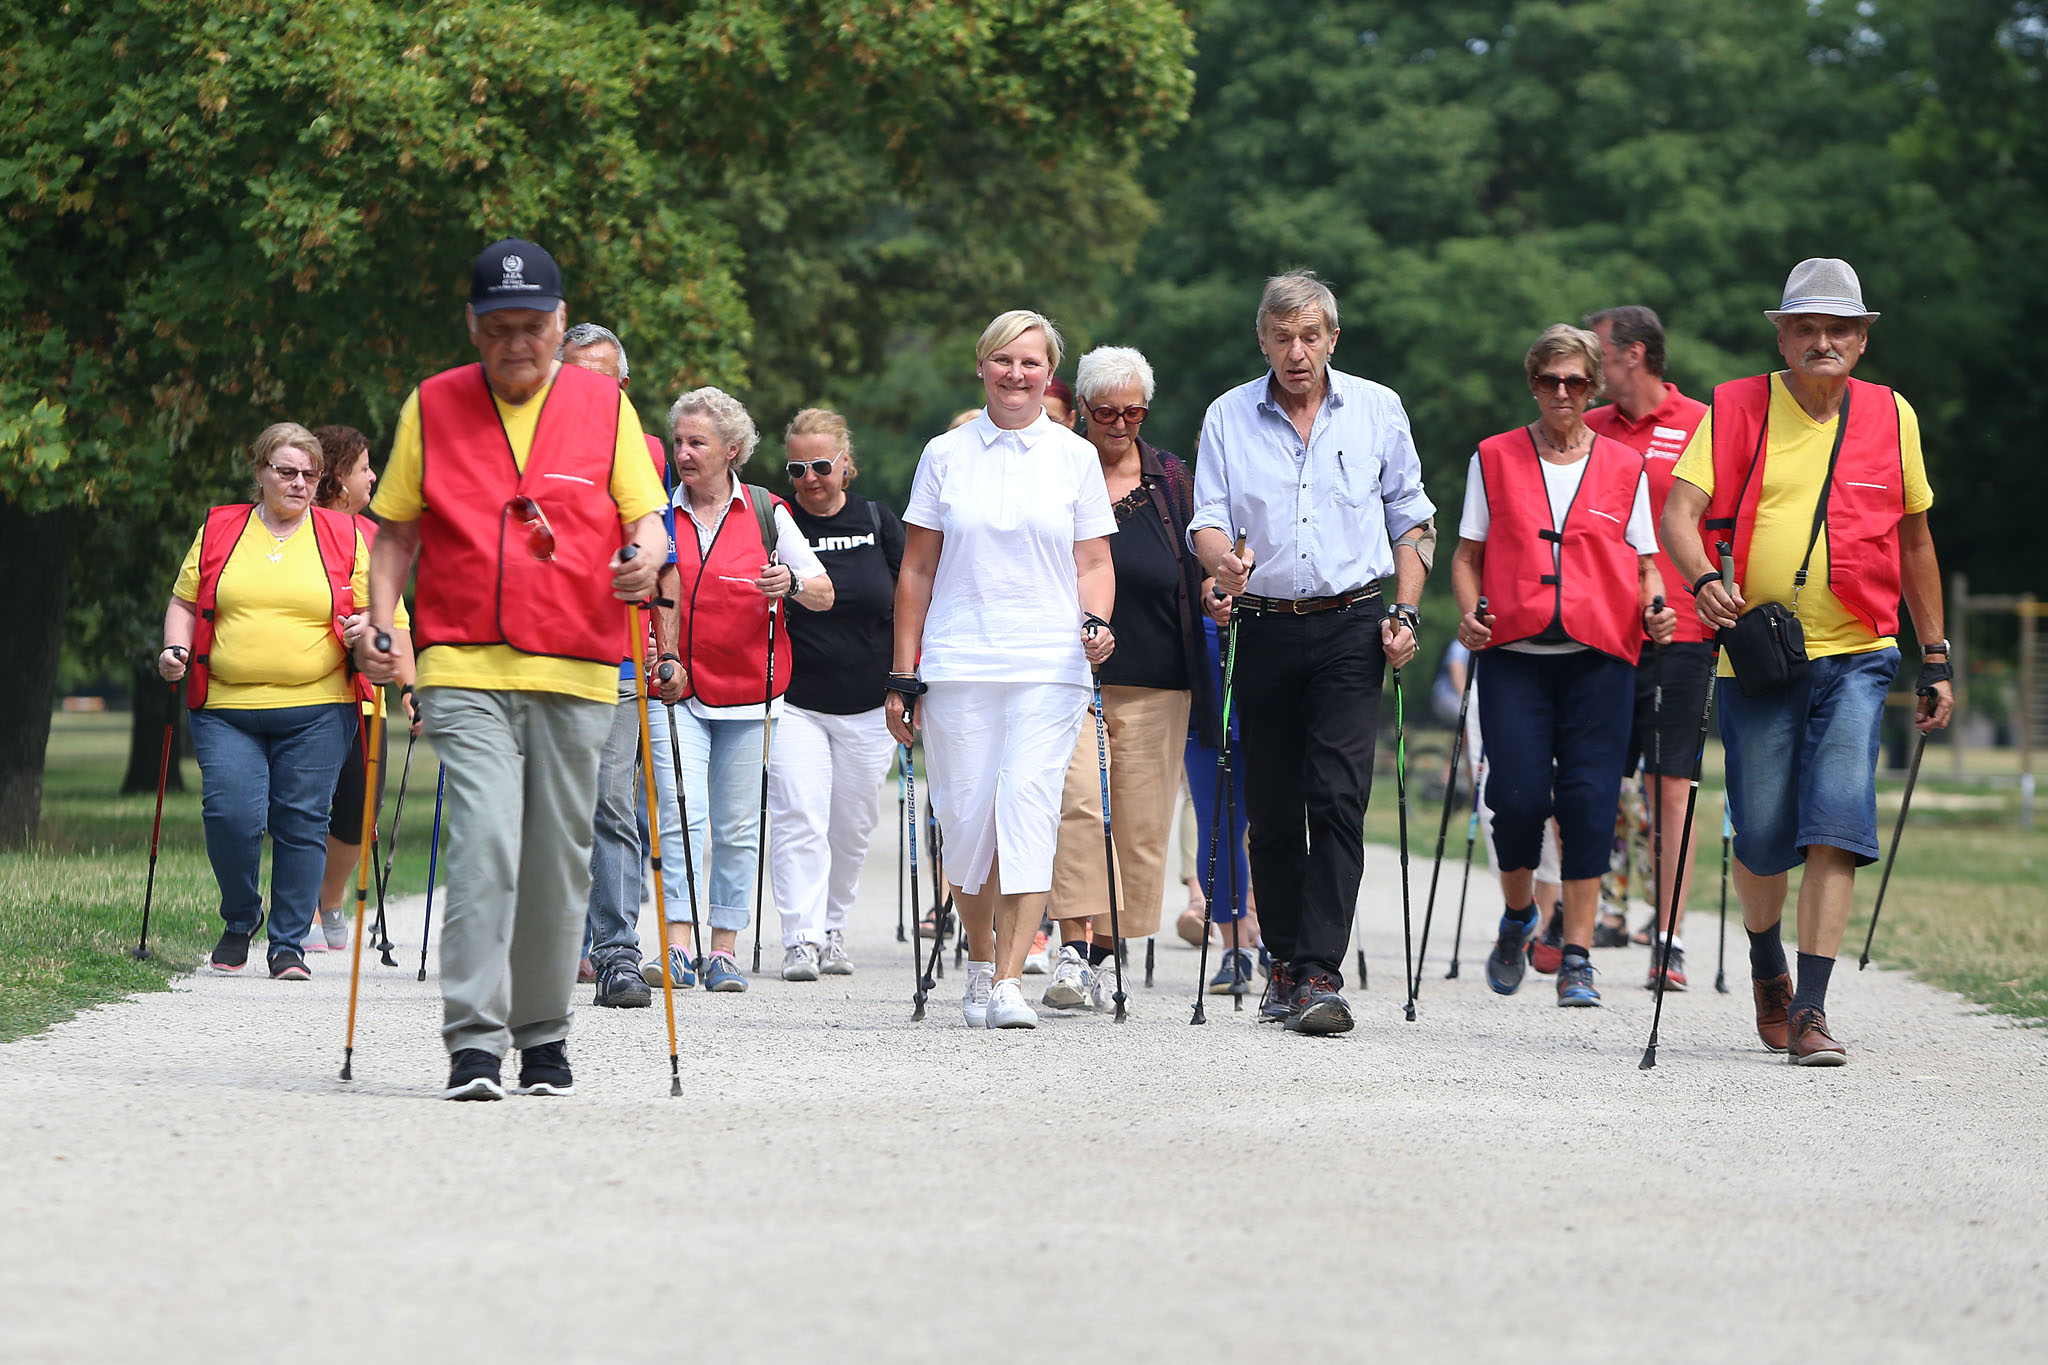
left=340, top=638, right=390, bottom=1082
left=630, top=597, right=685, bottom=1097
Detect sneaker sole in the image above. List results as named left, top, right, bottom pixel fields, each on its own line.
left=1286, top=1001, right=1354, bottom=1036
left=443, top=1076, right=505, bottom=1101
left=595, top=991, right=652, bottom=1009
left=706, top=979, right=748, bottom=993
left=1041, top=985, right=1087, bottom=1009
left=1644, top=977, right=1690, bottom=992
left=517, top=1080, right=577, bottom=1096
left=270, top=965, right=311, bottom=981
left=963, top=1008, right=987, bottom=1027
left=209, top=961, right=248, bottom=974
left=986, top=1012, right=1038, bottom=1030
left=820, top=963, right=854, bottom=976
left=782, top=968, right=821, bottom=982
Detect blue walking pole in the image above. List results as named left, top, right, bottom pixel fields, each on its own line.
left=413, top=763, right=446, bottom=982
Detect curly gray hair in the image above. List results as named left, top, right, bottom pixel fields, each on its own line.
left=668, top=386, right=760, bottom=467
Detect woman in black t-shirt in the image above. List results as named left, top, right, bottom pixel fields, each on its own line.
left=764, top=408, right=906, bottom=979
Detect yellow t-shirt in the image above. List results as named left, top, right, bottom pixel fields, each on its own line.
left=369, top=371, right=666, bottom=704
left=1673, top=373, right=1933, bottom=675
left=174, top=513, right=371, bottom=710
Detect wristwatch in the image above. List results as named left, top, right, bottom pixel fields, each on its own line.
left=1921, top=639, right=1949, bottom=656
left=1391, top=603, right=1420, bottom=633
left=786, top=571, right=804, bottom=599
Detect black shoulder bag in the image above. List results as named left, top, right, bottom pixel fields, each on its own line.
left=1720, top=386, right=1850, bottom=698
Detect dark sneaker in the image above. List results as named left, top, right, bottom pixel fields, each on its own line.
left=267, top=945, right=310, bottom=981
left=1208, top=948, right=1255, bottom=995
left=516, top=1040, right=576, bottom=1095
left=443, top=1049, right=505, bottom=1101
left=1285, top=972, right=1354, bottom=1036
left=702, top=952, right=748, bottom=992
left=1257, top=962, right=1297, bottom=1022
left=210, top=927, right=253, bottom=973
left=1592, top=917, right=1631, bottom=949
left=1486, top=915, right=1537, bottom=995
left=1556, top=956, right=1601, bottom=1007
left=595, top=961, right=652, bottom=1009
left=1645, top=943, right=1689, bottom=992
left=1530, top=912, right=1565, bottom=975
left=1787, top=1008, right=1848, bottom=1066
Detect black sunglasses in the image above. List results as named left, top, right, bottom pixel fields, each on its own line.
left=785, top=459, right=837, bottom=479
left=1531, top=372, right=1595, bottom=396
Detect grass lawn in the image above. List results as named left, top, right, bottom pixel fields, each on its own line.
left=1, top=712, right=443, bottom=1043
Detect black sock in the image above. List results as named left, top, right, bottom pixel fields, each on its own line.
left=1792, top=952, right=1834, bottom=1017
left=1748, top=922, right=1789, bottom=980
left=1503, top=902, right=1537, bottom=927
left=1562, top=945, right=1591, bottom=966
left=1062, top=938, right=1090, bottom=960
left=1088, top=943, right=1115, bottom=967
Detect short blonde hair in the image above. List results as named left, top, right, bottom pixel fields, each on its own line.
left=975, top=309, right=1064, bottom=371
left=668, top=386, right=760, bottom=467
left=785, top=407, right=855, bottom=475
left=1524, top=324, right=1604, bottom=391
left=249, top=422, right=321, bottom=498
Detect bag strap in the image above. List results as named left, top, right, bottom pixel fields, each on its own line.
left=867, top=497, right=880, bottom=537
left=1793, top=384, right=1852, bottom=606
left=744, top=484, right=777, bottom=559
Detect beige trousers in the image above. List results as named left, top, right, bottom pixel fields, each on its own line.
left=1049, top=685, right=1192, bottom=940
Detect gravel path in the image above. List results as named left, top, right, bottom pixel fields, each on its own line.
left=3, top=824, right=2042, bottom=1363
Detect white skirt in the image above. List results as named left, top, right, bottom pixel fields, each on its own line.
left=920, top=680, right=1089, bottom=896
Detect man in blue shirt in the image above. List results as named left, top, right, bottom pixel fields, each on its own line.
left=1190, top=270, right=1434, bottom=1035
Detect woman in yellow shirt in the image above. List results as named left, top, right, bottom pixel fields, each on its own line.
left=159, top=423, right=370, bottom=980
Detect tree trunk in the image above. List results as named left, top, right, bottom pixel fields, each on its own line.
left=0, top=501, right=76, bottom=848
left=122, top=664, right=187, bottom=794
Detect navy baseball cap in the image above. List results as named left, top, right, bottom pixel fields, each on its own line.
left=470, top=238, right=562, bottom=315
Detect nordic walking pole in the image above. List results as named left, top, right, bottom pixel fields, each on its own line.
left=133, top=661, right=184, bottom=960
left=1714, top=798, right=1732, bottom=993
left=1859, top=728, right=1929, bottom=970
left=340, top=639, right=389, bottom=1082
left=1642, top=547, right=1729, bottom=1070
left=1410, top=597, right=1484, bottom=999
left=750, top=554, right=782, bottom=974
left=369, top=725, right=417, bottom=967
left=896, top=764, right=907, bottom=942
left=1445, top=754, right=1485, bottom=978
left=661, top=693, right=708, bottom=972
left=1192, top=530, right=1246, bottom=1025
left=1391, top=630, right=1417, bottom=1022
left=625, top=581, right=683, bottom=1098
left=1648, top=594, right=1666, bottom=985
left=1086, top=630, right=1128, bottom=1022
left=414, top=764, right=445, bottom=982
left=903, top=739, right=931, bottom=1020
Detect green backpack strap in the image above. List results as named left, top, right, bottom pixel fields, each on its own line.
left=745, top=484, right=778, bottom=558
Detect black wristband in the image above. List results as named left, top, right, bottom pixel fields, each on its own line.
left=1083, top=612, right=1113, bottom=635
left=1915, top=659, right=1953, bottom=696
left=658, top=652, right=681, bottom=663
left=885, top=673, right=928, bottom=703
left=1689, top=569, right=1720, bottom=597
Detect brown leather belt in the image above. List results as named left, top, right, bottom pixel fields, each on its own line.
left=1235, top=585, right=1382, bottom=616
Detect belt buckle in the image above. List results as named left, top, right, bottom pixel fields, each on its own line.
left=1290, top=597, right=1312, bottom=616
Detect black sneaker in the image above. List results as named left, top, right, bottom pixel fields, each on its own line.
left=1258, top=962, right=1297, bottom=1022
left=1593, top=917, right=1632, bottom=949
left=267, top=945, right=310, bottom=981
left=1285, top=972, right=1355, bottom=1036
left=516, top=1040, right=575, bottom=1096
left=594, top=961, right=652, bottom=1009
left=210, top=927, right=253, bottom=973
left=1486, top=914, right=1537, bottom=995
left=443, top=1048, right=505, bottom=1101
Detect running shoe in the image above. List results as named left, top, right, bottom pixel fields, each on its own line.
left=1529, top=910, right=1565, bottom=975
left=516, top=1040, right=576, bottom=1096
left=962, top=962, right=995, bottom=1026
left=781, top=943, right=821, bottom=982
left=985, top=978, right=1038, bottom=1029
left=210, top=926, right=253, bottom=974
left=444, top=1048, right=505, bottom=1101
left=1258, top=962, right=1297, bottom=1022
left=1042, top=945, right=1090, bottom=1009
left=642, top=946, right=697, bottom=990
left=1644, top=942, right=1688, bottom=992
left=304, top=907, right=348, bottom=953
left=702, top=952, right=748, bottom=992
left=1556, top=956, right=1601, bottom=1007
left=1486, top=914, right=1538, bottom=995
left=595, top=961, right=652, bottom=1008
left=267, top=946, right=310, bottom=981
left=820, top=929, right=854, bottom=975
left=1023, top=928, right=1052, bottom=975
left=1087, top=957, right=1124, bottom=1013
left=1285, top=972, right=1354, bottom=1036
left=1208, top=947, right=1255, bottom=995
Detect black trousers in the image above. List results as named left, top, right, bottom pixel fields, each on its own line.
left=1233, top=606, right=1385, bottom=987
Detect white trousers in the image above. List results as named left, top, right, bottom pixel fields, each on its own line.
left=921, top=680, right=1089, bottom=896
left=767, top=704, right=899, bottom=947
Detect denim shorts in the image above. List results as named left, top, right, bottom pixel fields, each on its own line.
left=1717, top=646, right=1898, bottom=876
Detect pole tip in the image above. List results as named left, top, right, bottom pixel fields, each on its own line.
left=1638, top=1045, right=1657, bottom=1070
left=1190, top=1004, right=1207, bottom=1025
left=1857, top=955, right=1870, bottom=971
left=130, top=946, right=150, bottom=961
left=1404, top=1003, right=1416, bottom=1021
left=339, top=1051, right=354, bottom=1082
left=669, top=1076, right=682, bottom=1098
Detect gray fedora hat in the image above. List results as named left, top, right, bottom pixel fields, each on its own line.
left=1764, top=257, right=1879, bottom=321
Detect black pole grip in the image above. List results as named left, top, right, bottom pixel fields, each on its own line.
left=621, top=543, right=639, bottom=561
left=373, top=630, right=392, bottom=655
left=658, top=662, right=675, bottom=683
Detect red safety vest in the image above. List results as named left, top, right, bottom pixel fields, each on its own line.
left=1476, top=428, right=1645, bottom=664
left=1701, top=374, right=1905, bottom=637
left=414, top=362, right=622, bottom=665
left=1585, top=383, right=1710, bottom=643
left=186, top=504, right=361, bottom=709
left=674, top=488, right=793, bottom=707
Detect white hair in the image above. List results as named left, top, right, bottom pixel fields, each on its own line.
left=1074, top=346, right=1156, bottom=406
left=1256, top=269, right=1340, bottom=335
left=561, top=322, right=628, bottom=381
left=667, top=386, right=760, bottom=467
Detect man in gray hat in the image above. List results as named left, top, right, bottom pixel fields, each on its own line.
left=1661, top=257, right=1953, bottom=1066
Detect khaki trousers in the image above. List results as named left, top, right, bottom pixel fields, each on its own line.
left=421, top=686, right=612, bottom=1057
left=1049, top=685, right=1191, bottom=940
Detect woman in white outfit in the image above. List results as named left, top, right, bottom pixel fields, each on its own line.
left=887, top=310, right=1117, bottom=1030
left=766, top=408, right=906, bottom=979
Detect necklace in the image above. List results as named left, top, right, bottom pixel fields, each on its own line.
left=258, top=510, right=303, bottom=563
left=1533, top=422, right=1588, bottom=458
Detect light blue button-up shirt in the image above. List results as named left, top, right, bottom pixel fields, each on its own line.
left=1187, top=366, right=1435, bottom=599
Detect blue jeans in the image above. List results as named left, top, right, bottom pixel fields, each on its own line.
left=1184, top=733, right=1250, bottom=921
left=1718, top=647, right=1898, bottom=876
left=665, top=707, right=766, bottom=931
left=188, top=703, right=355, bottom=951
left=583, top=684, right=641, bottom=971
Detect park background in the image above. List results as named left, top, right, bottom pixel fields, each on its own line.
left=2, top=1, right=2039, bottom=1034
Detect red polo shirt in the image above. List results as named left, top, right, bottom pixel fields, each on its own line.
left=1585, top=381, right=1709, bottom=643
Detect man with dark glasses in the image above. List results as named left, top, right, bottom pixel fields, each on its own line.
left=359, top=240, right=669, bottom=1101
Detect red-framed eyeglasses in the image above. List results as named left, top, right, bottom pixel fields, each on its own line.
left=507, top=495, right=556, bottom=562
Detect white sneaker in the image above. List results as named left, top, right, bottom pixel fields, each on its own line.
left=1088, top=954, right=1124, bottom=1013
left=1023, top=929, right=1052, bottom=975
left=1042, top=944, right=1090, bottom=1009
left=985, top=978, right=1038, bottom=1029
left=819, top=930, right=854, bottom=975
left=781, top=943, right=821, bottom=982
left=962, top=962, right=995, bottom=1026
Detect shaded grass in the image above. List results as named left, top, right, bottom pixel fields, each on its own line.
left=2, top=713, right=442, bottom=1042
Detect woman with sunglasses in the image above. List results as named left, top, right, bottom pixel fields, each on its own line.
left=158, top=423, right=372, bottom=980
left=1450, top=324, right=1676, bottom=1010
left=650, top=387, right=833, bottom=993
left=762, top=409, right=906, bottom=979
left=1038, top=346, right=1216, bottom=1012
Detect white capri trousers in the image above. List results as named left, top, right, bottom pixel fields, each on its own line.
left=767, top=704, right=899, bottom=947
left=921, top=679, right=1089, bottom=897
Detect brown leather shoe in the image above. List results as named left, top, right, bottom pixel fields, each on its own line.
left=1788, top=1007, right=1849, bottom=1066
left=1752, top=973, right=1793, bottom=1052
